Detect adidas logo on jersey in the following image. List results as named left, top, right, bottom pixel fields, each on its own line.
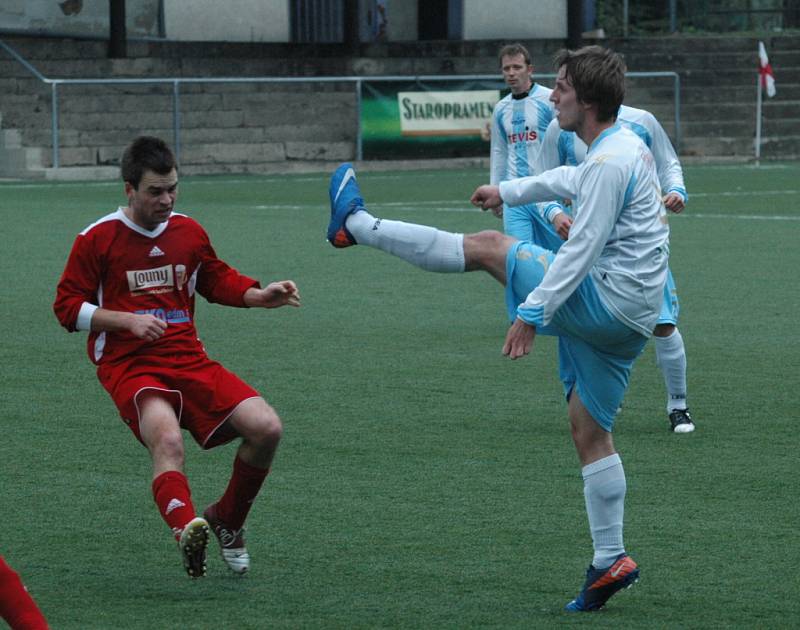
left=149, top=245, right=165, bottom=257
left=165, top=498, right=186, bottom=515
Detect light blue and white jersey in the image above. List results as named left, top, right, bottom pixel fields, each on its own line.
left=489, top=83, right=554, bottom=185
left=500, top=125, right=670, bottom=337
left=536, top=105, right=688, bottom=204
left=489, top=84, right=561, bottom=247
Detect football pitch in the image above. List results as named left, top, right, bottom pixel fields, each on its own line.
left=2, top=162, right=799, bottom=628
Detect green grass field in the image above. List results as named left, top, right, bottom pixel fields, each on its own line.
left=2, top=162, right=799, bottom=629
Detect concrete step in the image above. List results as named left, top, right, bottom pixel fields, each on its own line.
left=621, top=50, right=800, bottom=71
left=757, top=135, right=800, bottom=158
left=0, top=145, right=45, bottom=176
left=683, top=134, right=800, bottom=158
left=0, top=127, right=22, bottom=148
left=43, top=165, right=119, bottom=181
left=682, top=117, right=800, bottom=136
left=3, top=91, right=357, bottom=135
left=609, top=35, right=800, bottom=54
left=40, top=139, right=354, bottom=168
left=178, top=158, right=354, bottom=177
left=681, top=67, right=800, bottom=84
left=681, top=100, right=800, bottom=118
left=16, top=122, right=352, bottom=148
left=625, top=84, right=800, bottom=103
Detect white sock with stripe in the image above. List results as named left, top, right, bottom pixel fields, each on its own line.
left=346, top=210, right=465, bottom=272
left=654, top=328, right=688, bottom=412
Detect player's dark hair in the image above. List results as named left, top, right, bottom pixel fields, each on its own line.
left=498, top=43, right=532, bottom=66
left=553, top=46, right=626, bottom=122
left=121, top=136, right=177, bottom=189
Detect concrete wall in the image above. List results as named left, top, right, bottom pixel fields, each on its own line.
left=164, top=0, right=290, bottom=42
left=386, top=2, right=417, bottom=42
left=0, top=0, right=160, bottom=37
left=462, top=0, right=567, bottom=40
left=0, top=1, right=566, bottom=43
left=2, top=34, right=799, bottom=179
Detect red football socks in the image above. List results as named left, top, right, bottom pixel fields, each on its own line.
left=215, top=456, right=269, bottom=530
left=0, top=555, right=49, bottom=630
left=152, top=471, right=196, bottom=540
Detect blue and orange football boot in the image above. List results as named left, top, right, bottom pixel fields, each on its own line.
left=327, top=162, right=364, bottom=248
left=565, top=553, right=640, bottom=612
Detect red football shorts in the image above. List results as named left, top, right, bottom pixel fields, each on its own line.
left=97, top=353, right=261, bottom=449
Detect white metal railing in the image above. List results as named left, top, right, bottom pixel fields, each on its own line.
left=0, top=38, right=681, bottom=168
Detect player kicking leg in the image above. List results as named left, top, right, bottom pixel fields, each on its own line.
left=328, top=163, right=470, bottom=275
left=327, top=163, right=642, bottom=612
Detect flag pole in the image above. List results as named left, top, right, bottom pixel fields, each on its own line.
left=756, top=40, right=776, bottom=167
left=755, top=70, right=763, bottom=166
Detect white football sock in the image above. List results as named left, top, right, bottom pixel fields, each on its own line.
left=582, top=453, right=626, bottom=570
left=346, top=210, right=465, bottom=272
left=654, top=328, right=688, bottom=412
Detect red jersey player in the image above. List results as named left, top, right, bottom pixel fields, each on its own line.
left=53, top=136, right=301, bottom=578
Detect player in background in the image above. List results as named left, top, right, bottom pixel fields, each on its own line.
left=489, top=43, right=563, bottom=251
left=533, top=107, right=695, bottom=433
left=53, top=136, right=301, bottom=578
left=327, top=46, right=660, bottom=612
left=0, top=556, right=49, bottom=629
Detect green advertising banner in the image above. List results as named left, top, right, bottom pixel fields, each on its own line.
left=361, top=80, right=508, bottom=160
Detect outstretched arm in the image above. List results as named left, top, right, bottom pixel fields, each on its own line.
left=470, top=185, right=504, bottom=216
left=244, top=281, right=301, bottom=309
left=471, top=165, right=579, bottom=220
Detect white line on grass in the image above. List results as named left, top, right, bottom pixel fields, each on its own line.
left=681, top=213, right=800, bottom=221
left=690, top=190, right=800, bottom=197
left=0, top=181, right=118, bottom=189
left=255, top=203, right=800, bottom=221
left=688, top=163, right=796, bottom=171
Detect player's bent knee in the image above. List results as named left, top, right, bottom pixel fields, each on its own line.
left=148, top=428, right=185, bottom=462
left=229, top=397, right=283, bottom=448
left=248, top=405, right=283, bottom=446
left=138, top=401, right=184, bottom=460
left=472, top=229, right=508, bottom=247
left=258, top=410, right=283, bottom=444
left=653, top=323, right=676, bottom=337
left=465, top=230, right=513, bottom=271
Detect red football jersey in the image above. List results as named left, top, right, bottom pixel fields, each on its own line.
left=54, top=208, right=259, bottom=365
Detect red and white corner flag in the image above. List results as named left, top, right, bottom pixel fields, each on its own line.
left=758, top=41, right=776, bottom=98
left=755, top=42, right=776, bottom=162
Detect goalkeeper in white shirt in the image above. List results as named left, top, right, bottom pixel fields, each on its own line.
left=326, top=46, right=663, bottom=613
left=533, top=106, right=695, bottom=434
